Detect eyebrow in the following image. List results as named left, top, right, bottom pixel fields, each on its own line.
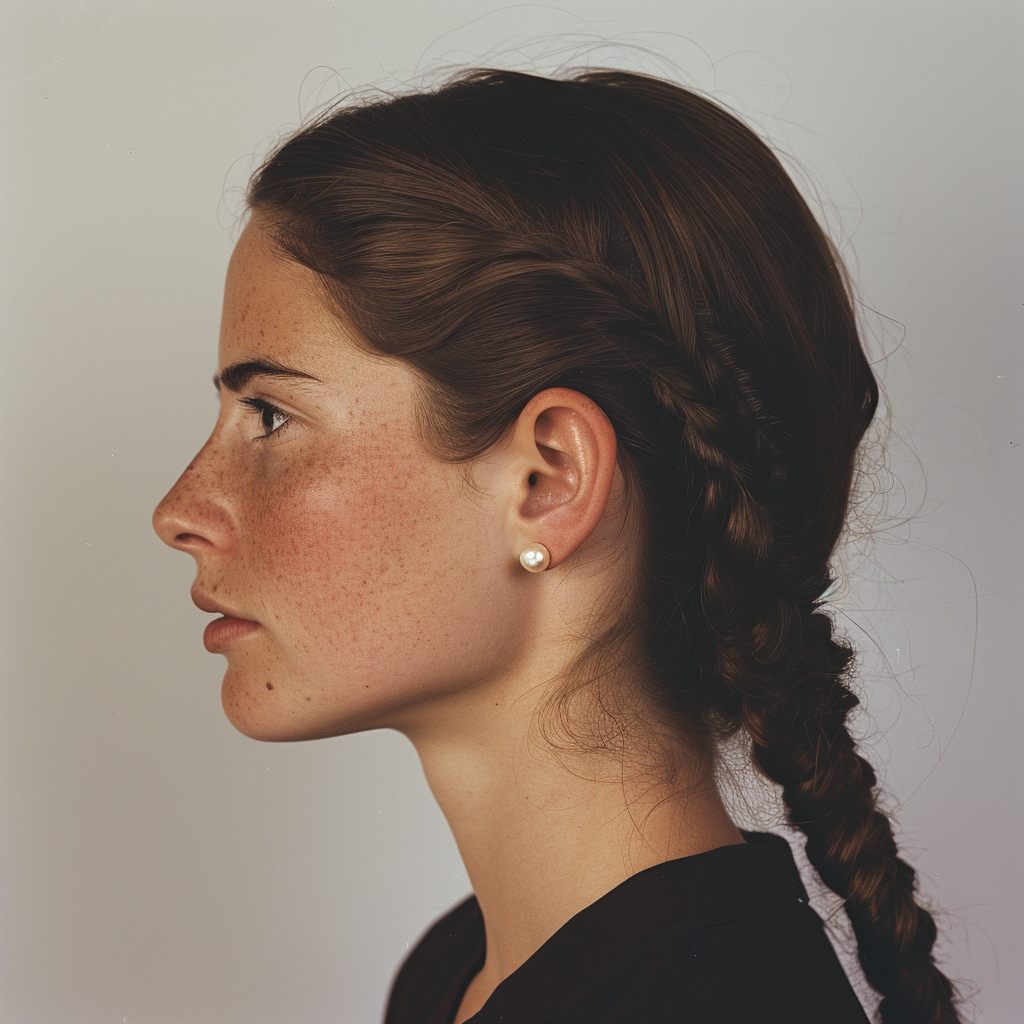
left=213, top=359, right=322, bottom=393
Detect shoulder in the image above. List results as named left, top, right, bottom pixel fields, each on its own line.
left=576, top=900, right=870, bottom=1023
left=482, top=833, right=870, bottom=1023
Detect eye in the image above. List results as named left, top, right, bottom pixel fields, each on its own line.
left=239, top=396, right=292, bottom=440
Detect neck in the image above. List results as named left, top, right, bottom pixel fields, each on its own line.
left=400, top=669, right=743, bottom=1012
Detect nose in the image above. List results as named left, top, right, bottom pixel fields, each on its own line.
left=152, top=441, right=236, bottom=558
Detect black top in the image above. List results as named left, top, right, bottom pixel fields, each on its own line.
left=383, top=831, right=870, bottom=1024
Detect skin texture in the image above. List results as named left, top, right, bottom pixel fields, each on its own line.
left=153, top=220, right=743, bottom=1021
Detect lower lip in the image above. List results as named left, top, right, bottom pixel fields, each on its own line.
left=203, top=616, right=261, bottom=653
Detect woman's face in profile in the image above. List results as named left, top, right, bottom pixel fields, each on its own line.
left=153, top=221, right=528, bottom=742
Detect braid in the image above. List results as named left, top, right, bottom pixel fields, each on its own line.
left=649, top=321, right=960, bottom=1022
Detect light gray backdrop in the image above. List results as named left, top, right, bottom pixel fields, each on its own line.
left=2, top=2, right=1020, bottom=1022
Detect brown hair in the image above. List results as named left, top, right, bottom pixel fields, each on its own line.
left=248, top=67, right=959, bottom=1023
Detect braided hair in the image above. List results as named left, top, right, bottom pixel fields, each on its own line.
left=248, top=67, right=960, bottom=1023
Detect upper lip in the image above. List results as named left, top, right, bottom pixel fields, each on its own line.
left=190, top=588, right=253, bottom=620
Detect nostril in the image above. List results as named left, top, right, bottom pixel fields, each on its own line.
left=175, top=531, right=213, bottom=547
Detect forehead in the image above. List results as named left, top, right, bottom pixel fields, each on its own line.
left=220, top=220, right=343, bottom=370
left=219, top=219, right=412, bottom=403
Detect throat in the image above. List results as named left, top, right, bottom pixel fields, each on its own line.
left=415, top=731, right=742, bottom=1018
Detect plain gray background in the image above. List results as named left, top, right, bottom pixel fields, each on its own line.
left=1, top=1, right=1020, bottom=1022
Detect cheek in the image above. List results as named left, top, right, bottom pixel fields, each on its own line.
left=244, top=436, right=494, bottom=690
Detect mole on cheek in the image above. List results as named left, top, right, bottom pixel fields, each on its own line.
left=266, top=682, right=273, bottom=690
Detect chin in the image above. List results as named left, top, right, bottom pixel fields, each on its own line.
left=220, top=674, right=310, bottom=742
left=218, top=671, right=385, bottom=743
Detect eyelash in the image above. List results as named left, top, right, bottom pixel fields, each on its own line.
left=239, top=396, right=292, bottom=441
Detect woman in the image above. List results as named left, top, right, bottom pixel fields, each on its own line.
left=153, top=68, right=961, bottom=1022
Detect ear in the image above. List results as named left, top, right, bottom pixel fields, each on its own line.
left=505, top=388, right=618, bottom=570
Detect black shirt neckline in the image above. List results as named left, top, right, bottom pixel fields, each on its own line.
left=438, top=831, right=810, bottom=1023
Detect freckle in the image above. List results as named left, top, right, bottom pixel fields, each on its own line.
left=266, top=682, right=273, bottom=690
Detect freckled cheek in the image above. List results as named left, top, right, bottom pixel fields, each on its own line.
left=243, top=448, right=452, bottom=647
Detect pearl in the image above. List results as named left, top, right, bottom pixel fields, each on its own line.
left=519, top=544, right=550, bottom=572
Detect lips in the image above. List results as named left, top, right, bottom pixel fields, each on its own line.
left=203, top=615, right=260, bottom=652
left=191, top=589, right=245, bottom=618
left=191, top=589, right=261, bottom=653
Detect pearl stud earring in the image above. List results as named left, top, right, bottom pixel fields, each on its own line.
left=519, top=543, right=551, bottom=573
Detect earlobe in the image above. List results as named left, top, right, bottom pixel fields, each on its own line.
left=509, top=389, right=618, bottom=570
